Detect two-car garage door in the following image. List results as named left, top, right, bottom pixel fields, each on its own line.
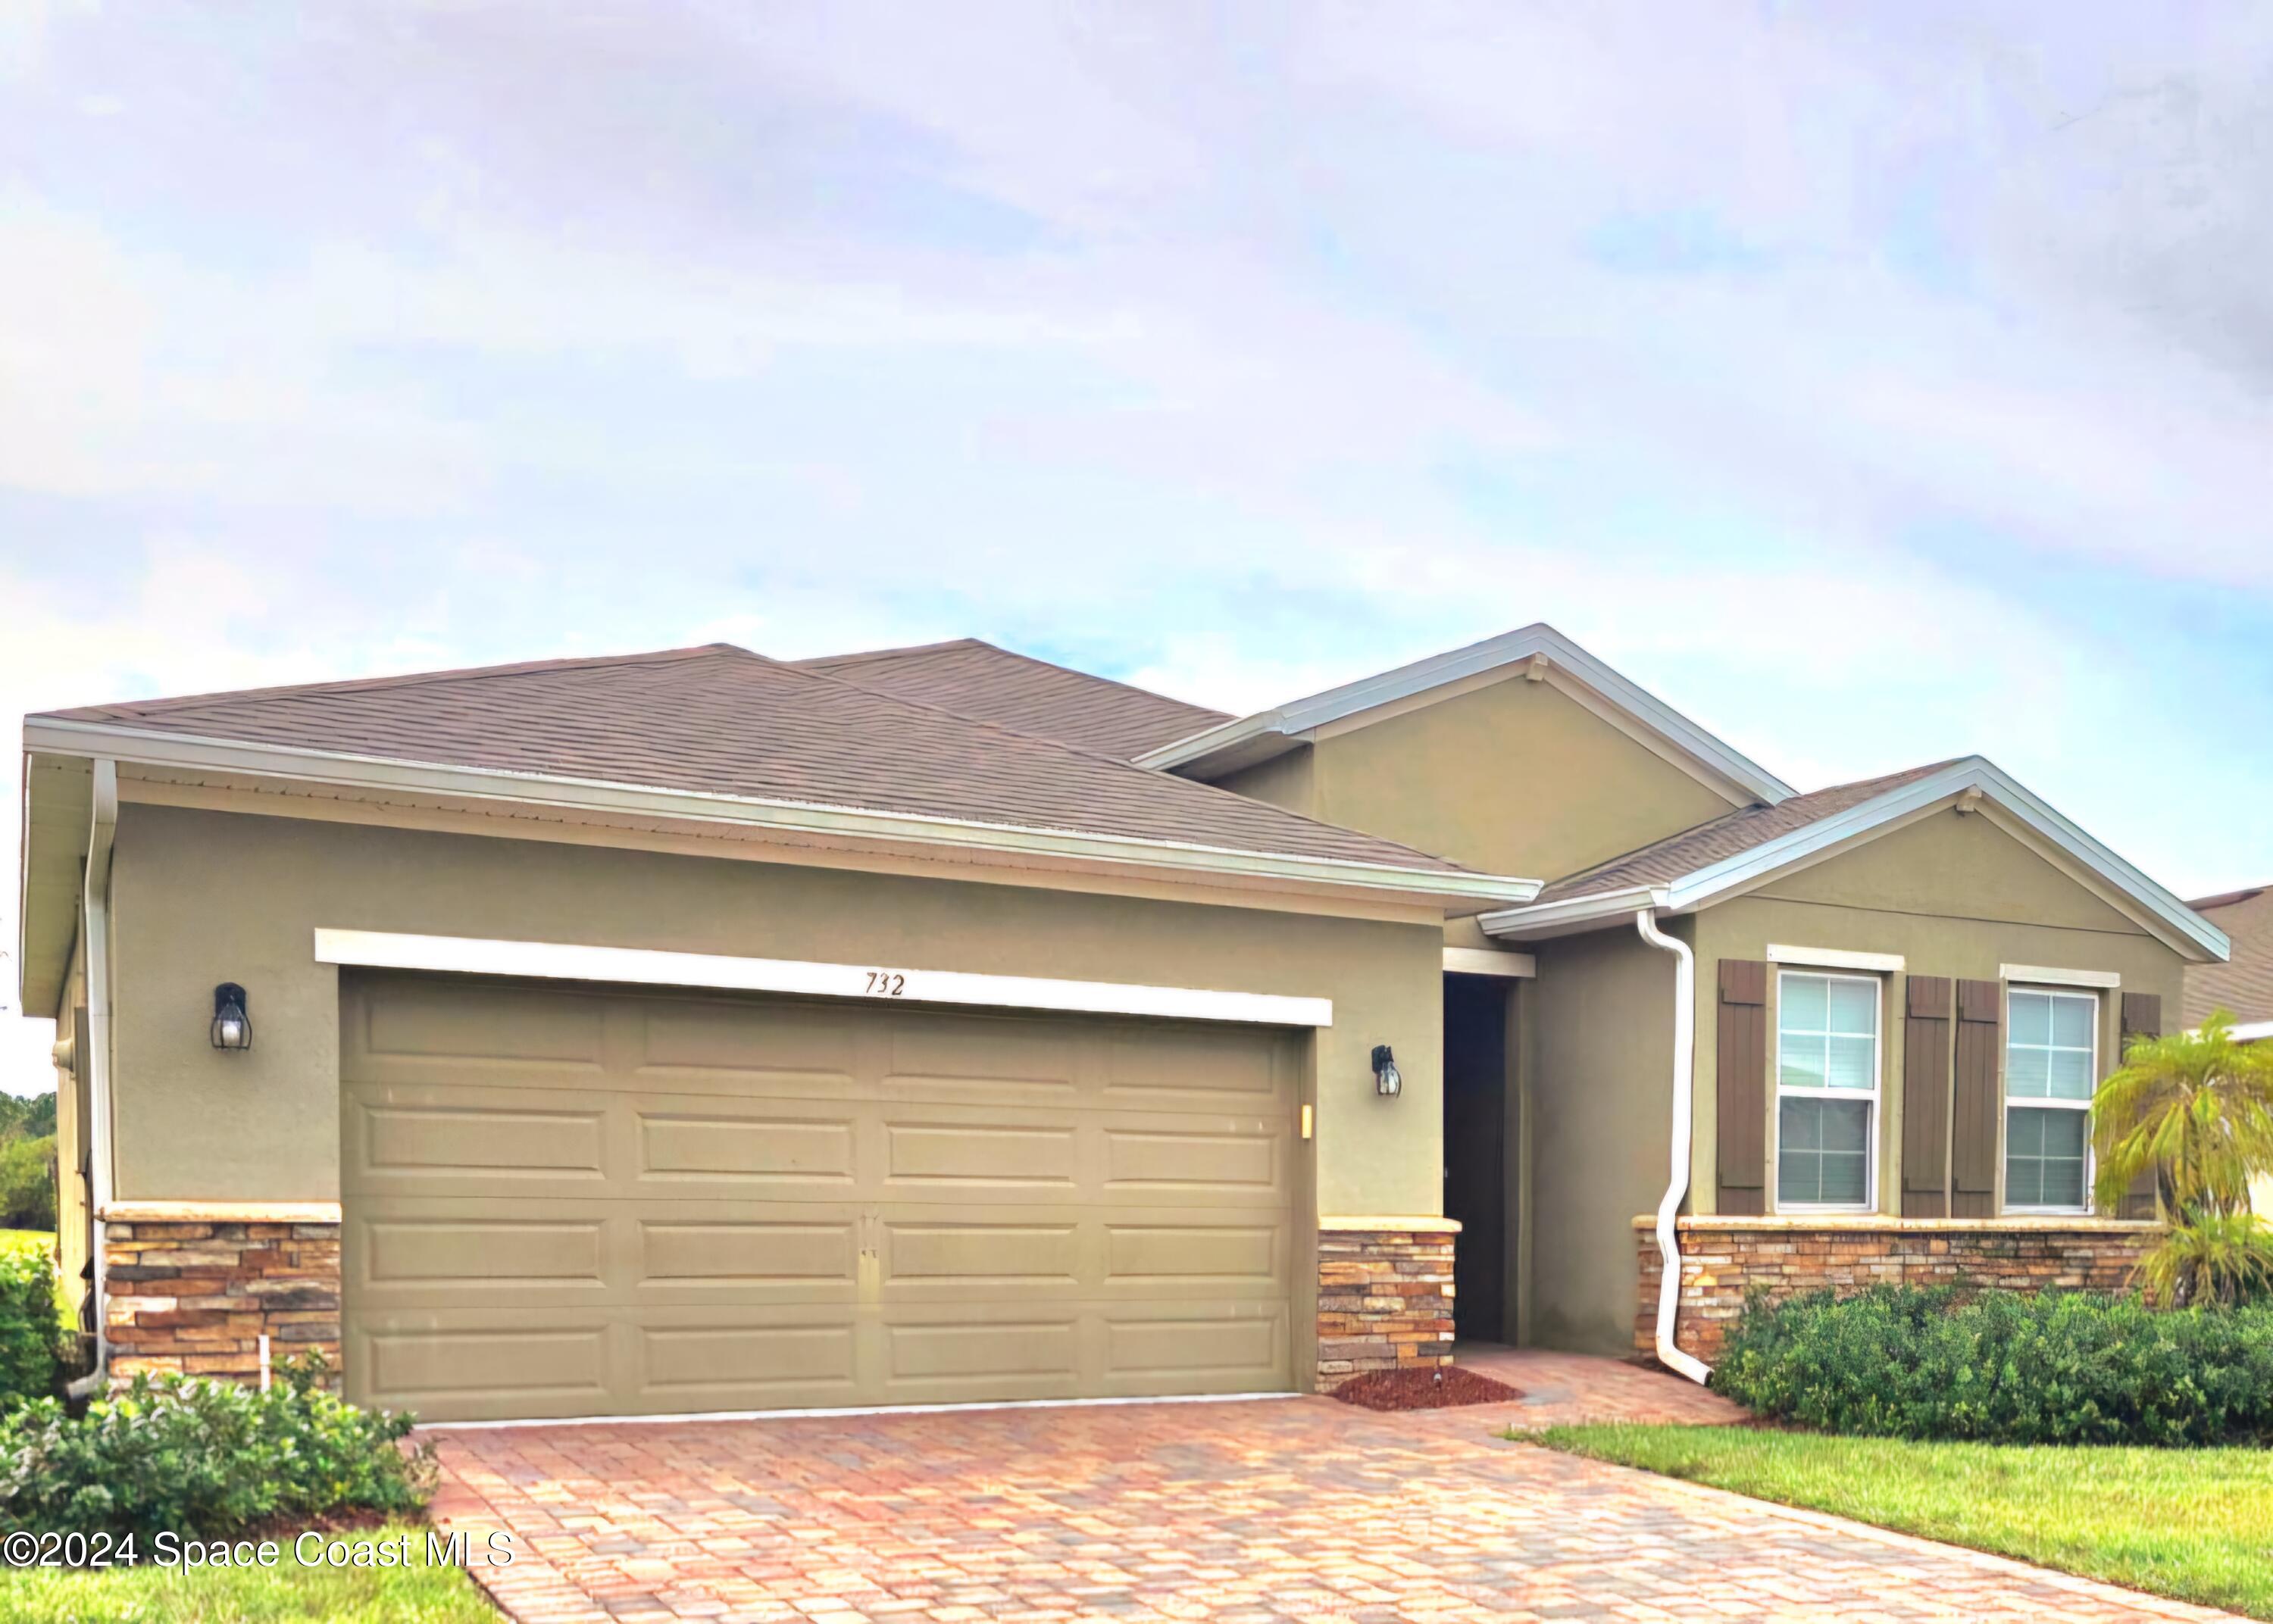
left=339, top=972, right=1299, bottom=1423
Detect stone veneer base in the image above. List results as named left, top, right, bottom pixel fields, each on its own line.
left=104, top=1220, right=342, bottom=1385
left=1635, top=1215, right=2154, bottom=1365
left=1316, top=1226, right=1455, bottom=1387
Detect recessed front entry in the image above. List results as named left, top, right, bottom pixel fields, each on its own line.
left=339, top=972, right=1299, bottom=1422
left=1442, top=973, right=1515, bottom=1342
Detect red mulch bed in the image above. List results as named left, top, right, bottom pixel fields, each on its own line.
left=1330, top=1366, right=1522, bottom=1411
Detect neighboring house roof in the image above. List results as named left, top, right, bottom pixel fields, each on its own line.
left=29, top=644, right=1537, bottom=904
left=2184, top=884, right=2273, bottom=1034
left=1478, top=756, right=2231, bottom=963
left=1136, top=622, right=1796, bottom=808
left=793, top=638, right=1227, bottom=760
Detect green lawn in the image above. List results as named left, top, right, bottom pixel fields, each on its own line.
left=1537, top=1423, right=2273, bottom=1619
left=0, top=1524, right=497, bottom=1622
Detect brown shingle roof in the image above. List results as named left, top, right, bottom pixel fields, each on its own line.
left=1532, top=760, right=1965, bottom=902
left=2186, top=885, right=2273, bottom=1026
left=40, top=644, right=1468, bottom=874
left=796, top=639, right=1225, bottom=760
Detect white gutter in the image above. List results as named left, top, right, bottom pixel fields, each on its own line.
left=23, top=718, right=1540, bottom=910
left=1634, top=908, right=1710, bottom=1385
left=67, top=760, right=117, bottom=1398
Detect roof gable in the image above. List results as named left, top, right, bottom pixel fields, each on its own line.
left=1136, top=623, right=1794, bottom=808
left=1480, top=756, right=2229, bottom=963
left=794, top=639, right=1226, bottom=760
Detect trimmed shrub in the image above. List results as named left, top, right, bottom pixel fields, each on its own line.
left=0, top=1356, right=433, bottom=1540
left=0, top=1245, right=62, bottom=1409
left=1710, top=1285, right=2273, bottom=1445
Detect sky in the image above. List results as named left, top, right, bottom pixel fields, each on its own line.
left=5, top=4, right=2271, bottom=1093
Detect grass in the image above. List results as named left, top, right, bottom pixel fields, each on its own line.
left=1537, top=1423, right=2273, bottom=1619
left=0, top=1524, right=499, bottom=1622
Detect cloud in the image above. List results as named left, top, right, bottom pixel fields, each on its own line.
left=4, top=4, right=2271, bottom=1089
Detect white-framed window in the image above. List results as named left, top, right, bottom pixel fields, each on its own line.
left=1774, top=970, right=1880, bottom=1210
left=2005, top=986, right=2097, bottom=1213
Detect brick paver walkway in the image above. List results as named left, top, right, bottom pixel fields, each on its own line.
left=430, top=1357, right=2229, bottom=1623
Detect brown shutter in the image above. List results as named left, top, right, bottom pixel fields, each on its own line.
left=1716, top=959, right=1768, bottom=1215
left=2115, top=993, right=2162, bottom=1219
left=1951, top=978, right=2003, bottom=1216
left=1900, top=976, right=1954, bottom=1217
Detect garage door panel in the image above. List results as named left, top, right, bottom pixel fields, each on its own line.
left=881, top=1118, right=1077, bottom=1189
left=342, top=972, right=1298, bottom=1420
left=636, top=1108, right=858, bottom=1189
left=636, top=997, right=858, bottom=1079
left=352, top=979, right=608, bottom=1073
left=1101, top=1302, right=1290, bottom=1396
left=882, top=1012, right=1080, bottom=1105
left=1102, top=1123, right=1286, bottom=1200
left=345, top=1088, right=610, bottom=1189
left=637, top=1217, right=858, bottom=1289
left=361, top=1214, right=607, bottom=1291
left=880, top=1218, right=1080, bottom=1292
left=352, top=1319, right=613, bottom=1418
left=1104, top=1025, right=1284, bottom=1110
left=639, top=1321, right=859, bottom=1402
left=1105, top=1220, right=1287, bottom=1288
left=882, top=1315, right=1083, bottom=1401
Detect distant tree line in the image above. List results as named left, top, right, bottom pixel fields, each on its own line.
left=0, top=1095, right=57, bottom=1233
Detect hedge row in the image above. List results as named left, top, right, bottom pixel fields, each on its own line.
left=1710, top=1286, right=2273, bottom=1445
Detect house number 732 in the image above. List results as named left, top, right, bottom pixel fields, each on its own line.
left=863, top=971, right=906, bottom=997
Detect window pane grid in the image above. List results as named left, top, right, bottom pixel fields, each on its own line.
left=2003, top=988, right=2097, bottom=1213
left=1775, top=971, right=1878, bottom=1210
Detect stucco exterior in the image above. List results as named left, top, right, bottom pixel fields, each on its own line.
left=104, top=798, right=1446, bottom=1222
left=1519, top=922, right=1680, bottom=1357
left=1200, top=674, right=1736, bottom=952
left=1685, top=806, right=2188, bottom=1216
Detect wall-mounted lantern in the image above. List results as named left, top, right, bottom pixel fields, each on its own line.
left=1371, top=1043, right=1402, bottom=1098
left=211, top=983, right=252, bottom=1051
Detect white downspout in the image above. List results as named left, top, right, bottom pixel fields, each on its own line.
left=1634, top=908, right=1711, bottom=1385
left=67, top=760, right=118, bottom=1400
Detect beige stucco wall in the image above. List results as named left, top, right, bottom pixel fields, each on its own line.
left=1521, top=921, right=1681, bottom=1357
left=1686, top=806, right=2190, bottom=1215
left=1301, top=676, right=1736, bottom=888
left=106, top=801, right=1446, bottom=1220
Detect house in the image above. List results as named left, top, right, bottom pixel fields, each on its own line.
left=2184, top=885, right=2273, bottom=1039
left=17, top=626, right=2229, bottom=1421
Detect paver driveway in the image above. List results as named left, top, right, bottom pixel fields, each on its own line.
left=432, top=1366, right=2231, bottom=1623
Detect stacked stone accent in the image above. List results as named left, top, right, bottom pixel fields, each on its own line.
left=1316, top=1224, right=1456, bottom=1387
left=105, top=1220, right=342, bottom=1385
left=1634, top=1216, right=2153, bottom=1365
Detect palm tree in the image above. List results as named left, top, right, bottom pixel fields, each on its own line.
left=2092, top=1011, right=2273, bottom=1304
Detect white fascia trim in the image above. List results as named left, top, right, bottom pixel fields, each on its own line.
left=1442, top=946, right=1537, bottom=979
left=1135, top=623, right=1794, bottom=805
left=1768, top=945, right=1906, bottom=973
left=314, top=929, right=1335, bottom=1028
left=26, top=718, right=1540, bottom=908
left=1480, top=758, right=2231, bottom=962
left=1477, top=884, right=1669, bottom=941
left=2001, top=963, right=2121, bottom=990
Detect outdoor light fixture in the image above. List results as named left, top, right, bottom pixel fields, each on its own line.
left=211, top=983, right=252, bottom=1051
left=1371, top=1044, right=1402, bottom=1098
